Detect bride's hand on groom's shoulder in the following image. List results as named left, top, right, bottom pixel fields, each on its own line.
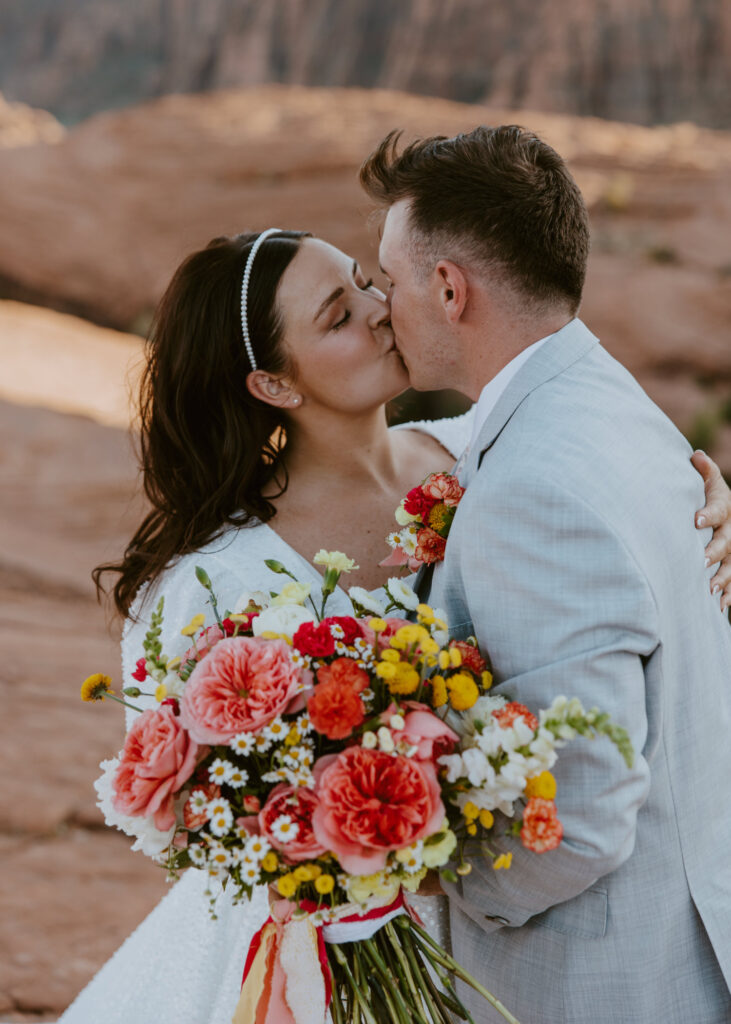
left=691, top=450, right=731, bottom=611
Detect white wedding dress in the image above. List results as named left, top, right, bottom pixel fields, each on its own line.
left=58, top=411, right=473, bottom=1024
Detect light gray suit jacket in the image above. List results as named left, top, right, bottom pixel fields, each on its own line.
left=424, top=319, right=731, bottom=1023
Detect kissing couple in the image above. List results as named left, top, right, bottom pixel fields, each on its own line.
left=62, top=126, right=731, bottom=1023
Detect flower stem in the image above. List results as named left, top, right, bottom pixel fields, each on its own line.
left=362, top=937, right=415, bottom=1023
left=384, top=922, right=429, bottom=1018
left=106, top=693, right=144, bottom=713
left=329, top=944, right=378, bottom=1024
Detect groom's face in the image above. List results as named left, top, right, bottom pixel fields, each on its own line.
left=379, top=201, right=449, bottom=391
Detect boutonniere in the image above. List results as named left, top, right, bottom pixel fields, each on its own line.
left=381, top=472, right=465, bottom=570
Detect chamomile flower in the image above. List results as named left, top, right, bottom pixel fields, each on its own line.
left=208, top=758, right=232, bottom=784
left=395, top=840, right=424, bottom=874
left=245, top=835, right=271, bottom=860
left=262, top=768, right=291, bottom=784
left=295, top=713, right=312, bottom=734
left=330, top=622, right=346, bottom=639
left=225, top=765, right=249, bottom=788
left=270, top=815, right=300, bottom=844
left=229, top=732, right=256, bottom=756
left=263, top=717, right=287, bottom=742
left=240, top=863, right=262, bottom=885
left=189, top=789, right=210, bottom=813
left=253, top=733, right=273, bottom=754
left=207, top=798, right=233, bottom=837
left=207, top=843, right=231, bottom=868
left=188, top=844, right=207, bottom=866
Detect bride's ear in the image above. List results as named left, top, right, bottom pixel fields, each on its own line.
left=246, top=370, right=302, bottom=410
left=434, top=260, right=468, bottom=324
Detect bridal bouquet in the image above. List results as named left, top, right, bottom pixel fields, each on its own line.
left=84, top=552, right=632, bottom=1024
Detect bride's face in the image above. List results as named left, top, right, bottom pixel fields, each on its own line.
left=275, top=238, right=409, bottom=412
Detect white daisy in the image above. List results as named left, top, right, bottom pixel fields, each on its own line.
left=241, top=864, right=261, bottom=885
left=207, top=843, right=231, bottom=868
left=188, top=844, right=207, bottom=866
left=296, top=713, right=312, bottom=734
left=225, top=766, right=249, bottom=788
left=348, top=587, right=386, bottom=616
left=270, top=814, right=300, bottom=844
left=229, top=732, right=256, bottom=756
left=207, top=798, right=233, bottom=837
left=386, top=577, right=419, bottom=611
left=330, top=623, right=346, bottom=639
left=189, top=789, right=210, bottom=813
left=262, top=768, right=291, bottom=784
left=263, top=716, right=287, bottom=742
left=245, top=835, right=272, bottom=860
left=253, top=733, right=273, bottom=754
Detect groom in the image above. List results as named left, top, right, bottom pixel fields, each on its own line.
left=360, top=127, right=731, bottom=1022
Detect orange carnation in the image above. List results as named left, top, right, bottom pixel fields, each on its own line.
left=520, top=798, right=563, bottom=853
left=316, top=657, right=369, bottom=693
left=308, top=679, right=365, bottom=740
left=492, top=701, right=539, bottom=731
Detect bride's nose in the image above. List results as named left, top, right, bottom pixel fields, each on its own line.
left=367, top=290, right=391, bottom=330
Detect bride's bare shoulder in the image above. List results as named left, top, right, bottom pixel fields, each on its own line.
left=389, top=408, right=475, bottom=461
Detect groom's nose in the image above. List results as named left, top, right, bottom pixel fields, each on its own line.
left=367, top=293, right=391, bottom=329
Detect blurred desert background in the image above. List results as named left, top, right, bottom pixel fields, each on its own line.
left=1, top=2, right=730, bottom=1020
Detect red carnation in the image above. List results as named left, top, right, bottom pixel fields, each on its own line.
left=449, top=641, right=487, bottom=675
left=492, top=702, right=539, bottom=731
left=321, top=616, right=364, bottom=647
left=403, top=486, right=438, bottom=521
left=293, top=620, right=336, bottom=658
left=132, top=658, right=147, bottom=682
left=520, top=798, right=563, bottom=853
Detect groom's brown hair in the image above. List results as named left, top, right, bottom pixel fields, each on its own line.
left=360, top=126, right=589, bottom=314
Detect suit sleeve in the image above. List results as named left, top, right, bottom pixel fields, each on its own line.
left=441, top=467, right=658, bottom=932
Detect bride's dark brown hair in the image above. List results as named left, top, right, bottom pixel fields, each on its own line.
left=93, top=230, right=309, bottom=617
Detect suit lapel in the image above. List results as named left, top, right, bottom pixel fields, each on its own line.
left=459, top=319, right=599, bottom=487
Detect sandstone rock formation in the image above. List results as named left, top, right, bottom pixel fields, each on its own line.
left=0, top=0, right=729, bottom=128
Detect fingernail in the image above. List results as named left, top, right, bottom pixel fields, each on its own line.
left=712, top=584, right=721, bottom=596
left=705, top=558, right=711, bottom=568
left=694, top=449, right=707, bottom=457
left=697, top=516, right=706, bottom=528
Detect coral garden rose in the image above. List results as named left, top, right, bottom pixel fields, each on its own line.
left=179, top=636, right=302, bottom=744
left=312, top=746, right=445, bottom=875
left=112, top=705, right=201, bottom=831
left=492, top=702, right=539, bottom=731
left=414, top=527, right=447, bottom=565
left=520, top=797, right=563, bottom=853
left=258, top=784, right=327, bottom=863
left=385, top=702, right=459, bottom=764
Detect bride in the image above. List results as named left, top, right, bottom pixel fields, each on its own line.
left=60, top=229, right=731, bottom=1023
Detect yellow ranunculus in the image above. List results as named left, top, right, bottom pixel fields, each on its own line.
left=276, top=874, right=298, bottom=898
left=315, top=874, right=335, bottom=895
left=368, top=618, right=387, bottom=632
left=271, top=581, right=312, bottom=607
left=180, top=612, right=206, bottom=637
left=447, top=673, right=479, bottom=710
left=524, top=770, right=557, bottom=800
left=422, top=829, right=457, bottom=868
left=380, top=649, right=400, bottom=664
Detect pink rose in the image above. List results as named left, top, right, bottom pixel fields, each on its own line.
left=180, top=624, right=226, bottom=666
left=312, top=747, right=445, bottom=875
left=112, top=705, right=201, bottom=831
left=179, top=636, right=303, bottom=744
left=258, top=784, right=327, bottom=863
left=421, top=473, right=465, bottom=507
left=385, top=701, right=459, bottom=764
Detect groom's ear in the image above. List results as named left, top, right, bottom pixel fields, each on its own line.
left=434, top=260, right=468, bottom=324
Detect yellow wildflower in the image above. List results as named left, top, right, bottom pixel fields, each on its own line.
left=181, top=613, right=206, bottom=637
left=479, top=810, right=495, bottom=829
left=431, top=675, right=448, bottom=708
left=293, top=865, right=314, bottom=883
left=285, top=727, right=301, bottom=747
left=380, top=649, right=401, bottom=664
left=463, top=801, right=480, bottom=821
left=524, top=771, right=557, bottom=801
left=419, top=637, right=439, bottom=656
left=392, top=624, right=430, bottom=648
left=376, top=662, right=397, bottom=681
left=438, top=650, right=451, bottom=671
left=494, top=853, right=513, bottom=870
left=447, top=673, right=479, bottom=710
left=416, top=604, right=436, bottom=624
left=276, top=874, right=298, bottom=898
left=315, top=874, right=335, bottom=895
left=449, top=647, right=462, bottom=668
left=261, top=852, right=278, bottom=873
left=388, top=662, right=421, bottom=695
left=155, top=683, right=167, bottom=702
left=368, top=618, right=387, bottom=632
left=80, top=673, right=113, bottom=702
left=481, top=670, right=494, bottom=690
left=467, top=822, right=478, bottom=836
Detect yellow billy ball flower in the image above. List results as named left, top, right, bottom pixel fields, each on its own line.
left=181, top=613, right=206, bottom=637
left=467, top=823, right=478, bottom=836
left=481, top=670, right=494, bottom=690
left=479, top=810, right=495, bottom=829
left=449, top=647, right=463, bottom=668
left=315, top=874, right=335, bottom=895
left=368, top=618, right=387, bottom=632
left=80, top=673, right=113, bottom=702
left=463, top=801, right=480, bottom=821
left=276, top=874, right=298, bottom=898
left=524, top=771, right=557, bottom=801
left=380, top=649, right=401, bottom=664
left=393, top=624, right=430, bottom=648
left=431, top=675, right=448, bottom=708
left=376, top=662, right=397, bottom=681
left=418, top=637, right=439, bottom=656
left=388, top=662, right=421, bottom=695
left=261, top=852, right=279, bottom=873
left=306, top=863, right=322, bottom=879
left=494, top=853, right=513, bottom=870
left=438, top=650, right=451, bottom=671
left=416, top=603, right=436, bottom=624
left=447, top=673, right=480, bottom=710
left=293, top=866, right=313, bottom=883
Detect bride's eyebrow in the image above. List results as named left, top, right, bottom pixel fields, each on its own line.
left=313, top=261, right=359, bottom=323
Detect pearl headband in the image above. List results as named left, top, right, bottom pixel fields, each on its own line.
left=240, top=228, right=282, bottom=371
